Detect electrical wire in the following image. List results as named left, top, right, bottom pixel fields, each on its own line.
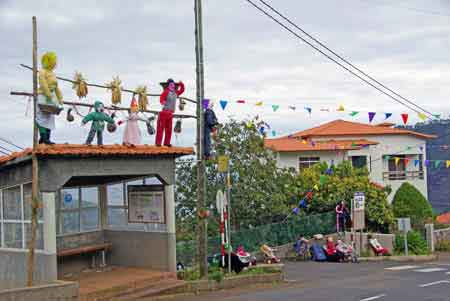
left=243, top=0, right=430, bottom=118
left=256, top=0, right=435, bottom=118
left=0, top=144, right=14, bottom=154
left=0, top=137, right=24, bottom=150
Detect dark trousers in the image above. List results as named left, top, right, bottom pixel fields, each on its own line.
left=86, top=127, right=103, bottom=145
left=204, top=127, right=212, bottom=157
left=155, top=110, right=173, bottom=146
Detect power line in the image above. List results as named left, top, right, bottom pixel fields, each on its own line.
left=0, top=144, right=14, bottom=154
left=0, top=136, right=24, bottom=150
left=256, top=0, right=434, bottom=118
left=243, top=0, right=430, bottom=118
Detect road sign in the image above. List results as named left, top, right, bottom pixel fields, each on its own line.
left=397, top=218, right=411, bottom=233
left=352, top=192, right=365, bottom=230
left=218, top=155, right=229, bottom=172
left=354, top=192, right=365, bottom=211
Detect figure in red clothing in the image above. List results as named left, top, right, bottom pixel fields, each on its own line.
left=156, top=78, right=185, bottom=146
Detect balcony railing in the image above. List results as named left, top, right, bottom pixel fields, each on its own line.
left=383, top=171, right=424, bottom=181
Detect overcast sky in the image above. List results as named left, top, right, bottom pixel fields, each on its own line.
left=1, top=0, right=449, bottom=150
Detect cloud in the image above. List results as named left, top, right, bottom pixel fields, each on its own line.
left=0, top=0, right=449, bottom=149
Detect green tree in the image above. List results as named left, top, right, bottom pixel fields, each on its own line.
left=392, top=182, right=433, bottom=228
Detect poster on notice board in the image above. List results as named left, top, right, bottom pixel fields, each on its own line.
left=128, top=185, right=165, bottom=224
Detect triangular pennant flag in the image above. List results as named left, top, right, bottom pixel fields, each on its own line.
left=435, top=160, right=441, bottom=168
left=271, top=130, right=276, bottom=137
left=351, top=142, right=358, bottom=147
left=401, top=113, right=409, bottom=125
left=384, top=113, right=392, bottom=120
left=384, top=155, right=391, bottom=160
left=292, top=207, right=300, bottom=215
left=305, top=107, right=312, bottom=114
left=289, top=106, right=296, bottom=111
left=219, top=100, right=228, bottom=110
left=313, top=184, right=319, bottom=191
left=418, top=112, right=427, bottom=121
left=337, top=105, right=345, bottom=112
left=202, top=99, right=210, bottom=109
left=301, top=139, right=307, bottom=145
left=237, top=99, right=245, bottom=104
left=368, top=112, right=376, bottom=123
left=404, top=158, right=410, bottom=166
left=306, top=191, right=313, bottom=199
left=255, top=101, right=263, bottom=106
left=394, top=157, right=400, bottom=166
left=433, top=114, right=441, bottom=119
left=414, top=159, right=420, bottom=167
left=425, top=160, right=430, bottom=166
left=349, top=111, right=359, bottom=117
left=299, top=199, right=307, bottom=209
left=272, top=105, right=280, bottom=112
left=446, top=160, right=450, bottom=168
left=319, top=175, right=327, bottom=185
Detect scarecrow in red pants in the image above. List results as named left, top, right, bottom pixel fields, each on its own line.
left=156, top=78, right=185, bottom=146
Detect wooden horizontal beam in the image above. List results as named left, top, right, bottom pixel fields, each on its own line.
left=10, top=91, right=197, bottom=119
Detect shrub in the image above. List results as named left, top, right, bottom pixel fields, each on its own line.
left=394, top=230, right=429, bottom=255
left=435, top=239, right=450, bottom=252
left=392, top=183, right=432, bottom=228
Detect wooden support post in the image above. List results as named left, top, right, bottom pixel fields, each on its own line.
left=27, top=15, right=39, bottom=287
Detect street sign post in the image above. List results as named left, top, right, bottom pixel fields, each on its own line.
left=352, top=192, right=365, bottom=256
left=397, top=217, right=411, bottom=256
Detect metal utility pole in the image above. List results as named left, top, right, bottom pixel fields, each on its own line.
left=27, top=16, right=39, bottom=286
left=194, top=0, right=208, bottom=278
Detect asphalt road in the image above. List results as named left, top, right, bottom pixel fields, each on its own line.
left=157, top=257, right=450, bottom=301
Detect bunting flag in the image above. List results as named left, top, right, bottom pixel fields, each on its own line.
left=313, top=184, right=319, bottom=191
left=237, top=100, right=245, bottom=104
left=349, top=111, right=359, bottom=117
left=319, top=175, right=327, bottom=185
left=326, top=168, right=333, bottom=175
left=337, top=105, right=345, bottom=112
left=255, top=101, right=263, bottom=106
left=219, top=100, right=228, bottom=110
left=384, top=113, right=392, bottom=120
left=292, top=207, right=300, bottom=215
left=447, top=160, right=450, bottom=168
left=306, top=191, right=313, bottom=199
left=404, top=158, right=410, bottom=166
left=272, top=105, right=280, bottom=112
left=425, top=160, right=430, bottom=166
left=414, top=159, right=420, bottom=167
left=299, top=199, right=308, bottom=209
left=305, top=107, right=312, bottom=115
left=435, top=160, right=441, bottom=168
left=394, top=157, right=400, bottom=166
left=384, top=155, right=391, bottom=160
left=368, top=112, right=376, bottom=123
left=433, top=114, right=441, bottom=119
left=418, top=112, right=427, bottom=121
left=289, top=106, right=296, bottom=111
left=301, top=139, right=307, bottom=144
left=271, top=130, right=276, bottom=137
left=202, top=98, right=210, bottom=109
left=401, top=113, right=409, bottom=125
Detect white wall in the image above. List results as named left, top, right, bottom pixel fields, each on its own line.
left=275, top=134, right=429, bottom=203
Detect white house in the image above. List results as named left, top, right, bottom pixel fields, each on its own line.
left=265, top=119, right=436, bottom=202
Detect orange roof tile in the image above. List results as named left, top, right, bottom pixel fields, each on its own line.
left=287, top=120, right=436, bottom=140
left=436, top=212, right=450, bottom=225
left=0, top=144, right=194, bottom=167
left=264, top=138, right=378, bottom=152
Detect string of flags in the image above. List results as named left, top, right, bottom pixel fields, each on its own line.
left=385, top=155, right=450, bottom=169
left=216, top=99, right=442, bottom=125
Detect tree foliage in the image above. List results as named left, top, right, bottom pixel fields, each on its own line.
left=392, top=182, right=433, bottom=228
left=175, top=118, right=395, bottom=241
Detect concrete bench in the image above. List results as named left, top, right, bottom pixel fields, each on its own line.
left=57, top=242, right=112, bottom=268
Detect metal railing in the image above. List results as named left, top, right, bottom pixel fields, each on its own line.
left=383, top=170, right=424, bottom=181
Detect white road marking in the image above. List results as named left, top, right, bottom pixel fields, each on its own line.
left=419, top=280, right=450, bottom=288
left=384, top=265, right=421, bottom=271
left=360, top=294, right=386, bottom=301
left=413, top=268, right=448, bottom=273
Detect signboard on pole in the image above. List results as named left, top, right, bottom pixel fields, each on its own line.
left=397, top=218, right=411, bottom=233
left=218, top=155, right=229, bottom=173
left=352, top=192, right=365, bottom=230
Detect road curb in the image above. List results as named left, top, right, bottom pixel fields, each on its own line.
left=358, top=254, right=437, bottom=262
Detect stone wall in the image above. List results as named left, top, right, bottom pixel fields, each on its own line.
left=434, top=227, right=450, bottom=243
left=0, top=281, right=78, bottom=301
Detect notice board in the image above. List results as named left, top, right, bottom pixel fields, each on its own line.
left=128, top=185, right=165, bottom=224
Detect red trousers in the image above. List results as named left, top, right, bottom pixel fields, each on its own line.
left=155, top=110, right=173, bottom=146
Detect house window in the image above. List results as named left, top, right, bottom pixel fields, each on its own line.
left=387, top=155, right=406, bottom=180
left=351, top=156, right=367, bottom=169
left=0, top=183, right=44, bottom=250
left=59, top=186, right=99, bottom=235
left=299, top=157, right=320, bottom=171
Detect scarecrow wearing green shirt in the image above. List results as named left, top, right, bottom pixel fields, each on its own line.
left=82, top=101, right=115, bottom=145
